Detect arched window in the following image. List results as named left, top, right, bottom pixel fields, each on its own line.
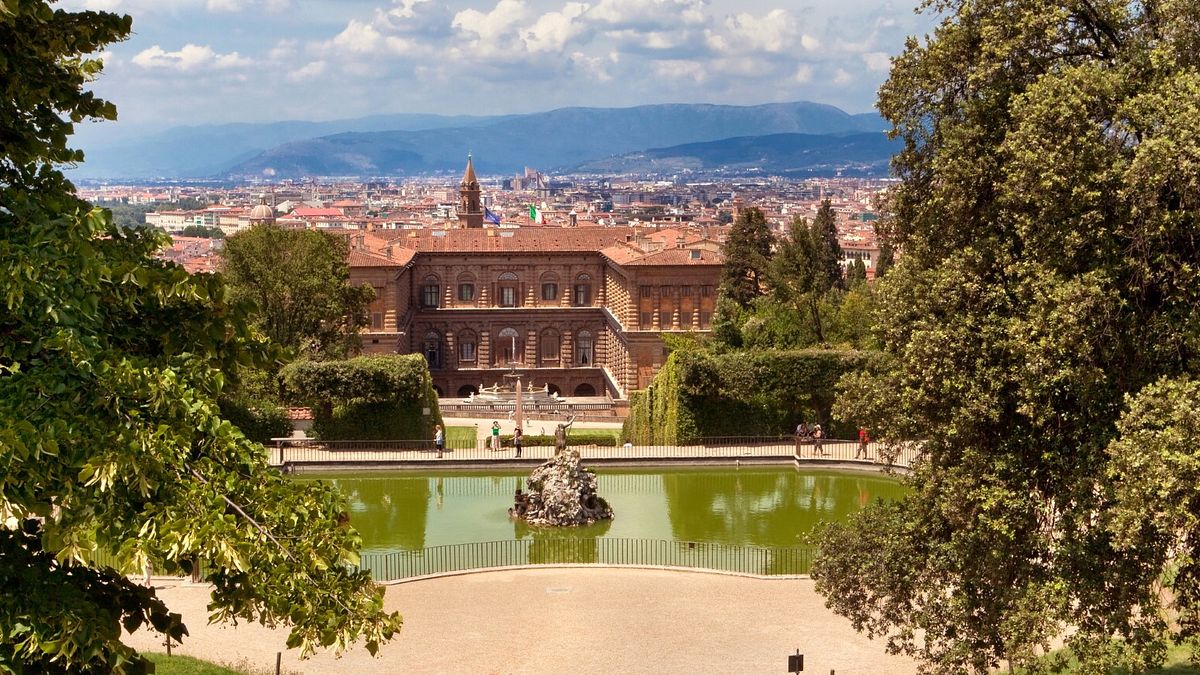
left=457, top=330, right=477, bottom=362
left=423, top=330, right=441, bottom=368
left=457, top=384, right=478, bottom=398
left=498, top=327, right=520, bottom=364
left=574, top=383, right=597, bottom=396
left=540, top=329, right=560, bottom=365
left=497, top=271, right=519, bottom=307
left=540, top=271, right=560, bottom=302
left=457, top=272, right=476, bottom=303
left=577, top=330, right=594, bottom=366
left=573, top=273, right=592, bottom=306
left=421, top=275, right=440, bottom=308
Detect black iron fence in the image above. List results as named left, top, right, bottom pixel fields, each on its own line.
left=360, top=537, right=814, bottom=581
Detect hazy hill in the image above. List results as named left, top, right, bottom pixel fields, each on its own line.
left=574, top=132, right=898, bottom=176
left=71, top=112, right=507, bottom=179
left=229, top=101, right=888, bottom=178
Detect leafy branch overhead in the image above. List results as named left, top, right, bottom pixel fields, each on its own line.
left=812, top=0, right=1200, bottom=672
left=0, top=2, right=401, bottom=672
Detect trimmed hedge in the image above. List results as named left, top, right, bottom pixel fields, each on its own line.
left=623, top=348, right=877, bottom=444
left=218, top=396, right=292, bottom=444
left=499, top=431, right=619, bottom=447
left=280, top=354, right=443, bottom=440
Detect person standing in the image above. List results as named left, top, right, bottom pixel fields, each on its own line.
left=813, top=424, right=824, bottom=457
left=491, top=421, right=501, bottom=452
left=434, top=424, right=444, bottom=458
left=513, top=427, right=523, bottom=458
left=856, top=427, right=870, bottom=459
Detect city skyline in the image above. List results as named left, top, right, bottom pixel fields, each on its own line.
left=64, top=0, right=936, bottom=138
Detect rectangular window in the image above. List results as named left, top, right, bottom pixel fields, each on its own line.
left=542, top=339, right=559, bottom=359
left=639, top=285, right=652, bottom=298
left=541, top=283, right=558, bottom=301
left=499, top=286, right=517, bottom=307
left=422, top=285, right=439, bottom=308
left=459, top=341, right=476, bottom=361
left=640, top=312, right=652, bottom=327
left=458, top=284, right=475, bottom=301
left=371, top=312, right=383, bottom=330
left=681, top=311, right=692, bottom=326
left=701, top=285, right=713, bottom=297
left=660, top=285, right=672, bottom=298
left=681, top=285, right=693, bottom=297
left=660, top=311, right=672, bottom=327
left=573, top=284, right=590, bottom=306
left=699, top=312, right=711, bottom=327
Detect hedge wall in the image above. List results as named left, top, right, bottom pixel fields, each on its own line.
left=623, top=349, right=877, bottom=444
left=280, top=355, right=443, bottom=440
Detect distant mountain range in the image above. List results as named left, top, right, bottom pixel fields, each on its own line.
left=574, top=132, right=897, bottom=176
left=70, top=101, right=893, bottom=180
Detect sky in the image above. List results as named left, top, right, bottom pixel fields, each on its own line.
left=62, top=0, right=936, bottom=133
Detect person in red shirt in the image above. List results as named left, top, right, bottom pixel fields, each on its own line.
left=856, top=427, right=870, bottom=460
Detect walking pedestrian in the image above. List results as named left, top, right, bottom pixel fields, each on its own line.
left=434, top=424, right=444, bottom=458
left=856, top=427, right=870, bottom=460
left=513, top=427, right=522, bottom=458
left=491, top=421, right=500, bottom=451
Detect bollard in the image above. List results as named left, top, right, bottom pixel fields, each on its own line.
left=275, top=651, right=282, bottom=675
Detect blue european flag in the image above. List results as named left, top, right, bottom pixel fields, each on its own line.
left=484, top=207, right=502, bottom=225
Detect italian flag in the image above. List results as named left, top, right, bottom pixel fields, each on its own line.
left=529, top=204, right=543, bottom=224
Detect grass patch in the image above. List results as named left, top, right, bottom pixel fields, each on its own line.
left=146, top=653, right=302, bottom=675
left=145, top=653, right=244, bottom=675
left=1021, top=644, right=1198, bottom=674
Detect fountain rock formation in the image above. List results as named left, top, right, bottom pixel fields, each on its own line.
left=510, top=420, right=613, bottom=527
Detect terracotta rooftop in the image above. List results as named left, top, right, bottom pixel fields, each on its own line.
left=348, top=248, right=414, bottom=268
left=373, top=227, right=633, bottom=253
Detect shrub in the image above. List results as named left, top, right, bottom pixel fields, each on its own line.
left=625, top=348, right=877, bottom=443
left=280, top=354, right=442, bottom=440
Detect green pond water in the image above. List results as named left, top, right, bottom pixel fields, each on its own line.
left=312, top=467, right=907, bottom=555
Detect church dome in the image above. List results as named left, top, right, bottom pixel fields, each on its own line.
left=248, top=195, right=275, bottom=222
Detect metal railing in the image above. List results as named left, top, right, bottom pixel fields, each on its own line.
left=360, top=537, right=814, bottom=581
left=269, top=437, right=920, bottom=469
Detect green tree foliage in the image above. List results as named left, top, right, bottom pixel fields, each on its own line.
left=0, top=2, right=401, bottom=671
left=281, top=356, right=443, bottom=440
left=179, top=225, right=224, bottom=239
left=768, top=216, right=824, bottom=342
left=847, top=259, right=867, bottom=287
left=813, top=1, right=1200, bottom=672
left=623, top=349, right=874, bottom=443
left=221, top=226, right=374, bottom=359
left=810, top=199, right=843, bottom=292
left=718, top=207, right=772, bottom=309
left=874, top=238, right=894, bottom=279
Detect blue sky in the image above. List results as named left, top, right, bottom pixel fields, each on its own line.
left=63, top=0, right=935, bottom=132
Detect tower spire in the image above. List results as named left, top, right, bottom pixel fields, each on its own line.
left=458, top=154, right=483, bottom=228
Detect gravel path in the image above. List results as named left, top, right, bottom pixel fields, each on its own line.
left=125, top=568, right=917, bottom=674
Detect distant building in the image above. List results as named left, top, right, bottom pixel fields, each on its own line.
left=348, top=160, right=725, bottom=399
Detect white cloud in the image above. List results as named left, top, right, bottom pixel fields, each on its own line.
left=832, top=67, right=854, bottom=85
left=267, top=39, right=298, bottom=61
left=523, top=2, right=590, bottom=53
left=569, top=50, right=614, bottom=81
left=131, top=44, right=251, bottom=71
left=652, top=59, right=706, bottom=83
left=453, top=0, right=529, bottom=42
left=330, top=19, right=386, bottom=54
left=206, top=0, right=242, bottom=12
left=793, top=64, right=813, bottom=83
left=288, top=60, right=327, bottom=82
left=588, top=0, right=705, bottom=27
left=861, top=51, right=891, bottom=72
